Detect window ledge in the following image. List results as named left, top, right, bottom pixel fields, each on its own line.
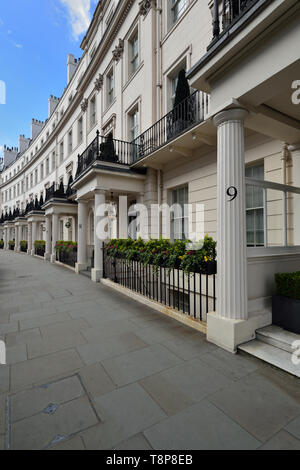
left=123, top=62, right=144, bottom=93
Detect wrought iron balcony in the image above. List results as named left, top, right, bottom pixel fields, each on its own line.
left=131, top=90, right=210, bottom=164
left=211, top=0, right=262, bottom=43
left=45, top=181, right=75, bottom=203
left=75, top=132, right=139, bottom=180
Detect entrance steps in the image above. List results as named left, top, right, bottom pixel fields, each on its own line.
left=238, top=326, right=300, bottom=378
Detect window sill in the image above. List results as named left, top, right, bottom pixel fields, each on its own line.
left=122, top=62, right=144, bottom=93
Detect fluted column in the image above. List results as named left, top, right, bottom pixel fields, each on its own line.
left=31, top=221, right=37, bottom=256
left=45, top=216, right=51, bottom=261
left=91, top=190, right=106, bottom=282
left=14, top=225, right=19, bottom=252
left=75, top=200, right=89, bottom=273
left=51, top=214, right=59, bottom=263
left=18, top=226, right=22, bottom=252
left=213, top=108, right=249, bottom=321
left=27, top=222, right=32, bottom=254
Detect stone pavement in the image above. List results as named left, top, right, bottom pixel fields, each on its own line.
left=0, top=251, right=299, bottom=450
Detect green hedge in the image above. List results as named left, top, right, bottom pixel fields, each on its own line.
left=55, top=241, right=77, bottom=253
left=0, top=240, right=4, bottom=248
left=34, top=240, right=46, bottom=248
left=20, top=240, right=28, bottom=250
left=275, top=272, right=300, bottom=300
left=105, top=236, right=216, bottom=274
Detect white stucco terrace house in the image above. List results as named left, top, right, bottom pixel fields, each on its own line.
left=0, top=0, right=300, bottom=373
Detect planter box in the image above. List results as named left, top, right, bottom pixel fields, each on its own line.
left=272, top=295, right=300, bottom=334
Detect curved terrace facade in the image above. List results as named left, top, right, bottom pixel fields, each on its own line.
left=1, top=0, right=300, bottom=357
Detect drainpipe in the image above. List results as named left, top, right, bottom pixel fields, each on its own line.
left=157, top=169, right=162, bottom=238
left=156, top=0, right=162, bottom=121
left=282, top=143, right=290, bottom=247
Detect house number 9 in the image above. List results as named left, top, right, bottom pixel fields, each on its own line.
left=227, top=186, right=238, bottom=201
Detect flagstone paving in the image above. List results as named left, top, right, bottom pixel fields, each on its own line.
left=0, top=251, right=299, bottom=450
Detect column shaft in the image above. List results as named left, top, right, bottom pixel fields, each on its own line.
left=51, top=214, right=59, bottom=263
left=27, top=223, right=32, bottom=254
left=76, top=200, right=89, bottom=273
left=214, top=108, right=248, bottom=321
left=92, top=191, right=106, bottom=282
left=45, top=216, right=51, bottom=260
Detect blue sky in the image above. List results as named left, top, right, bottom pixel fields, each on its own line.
left=0, top=0, right=98, bottom=158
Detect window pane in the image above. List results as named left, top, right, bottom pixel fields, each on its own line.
left=255, top=209, right=264, bottom=230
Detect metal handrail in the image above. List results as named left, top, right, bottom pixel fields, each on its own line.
left=131, top=90, right=210, bottom=163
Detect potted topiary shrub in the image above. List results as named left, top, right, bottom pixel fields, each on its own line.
left=273, top=271, right=300, bottom=334
left=0, top=240, right=4, bottom=249
left=34, top=240, right=46, bottom=257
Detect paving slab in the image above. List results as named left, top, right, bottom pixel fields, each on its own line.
left=10, top=375, right=85, bottom=422
left=0, top=394, right=6, bottom=435
left=199, top=348, right=259, bottom=380
left=19, top=312, right=71, bottom=331
left=144, top=400, right=260, bottom=450
left=114, top=433, right=153, bottom=450
left=11, top=396, right=99, bottom=450
left=81, top=383, right=166, bottom=450
left=102, top=344, right=183, bottom=386
left=0, top=367, right=9, bottom=394
left=77, top=332, right=147, bottom=366
left=209, top=372, right=300, bottom=442
left=10, top=349, right=84, bottom=391
left=259, top=430, right=300, bottom=450
left=49, top=435, right=86, bottom=450
left=140, top=358, right=232, bottom=416
left=78, top=363, right=116, bottom=398
left=6, top=344, right=27, bottom=365
left=285, top=415, right=300, bottom=440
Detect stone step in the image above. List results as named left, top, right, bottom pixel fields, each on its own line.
left=238, top=340, right=300, bottom=378
left=256, top=325, right=300, bottom=354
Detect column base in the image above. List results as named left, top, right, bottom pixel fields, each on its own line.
left=207, top=311, right=272, bottom=353
left=91, top=268, right=103, bottom=283
left=44, top=253, right=51, bottom=261
left=50, top=254, right=57, bottom=263
left=27, top=249, right=31, bottom=255
left=30, top=249, right=35, bottom=256
left=75, top=263, right=88, bottom=274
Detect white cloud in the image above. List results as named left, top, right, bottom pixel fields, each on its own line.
left=59, top=0, right=97, bottom=40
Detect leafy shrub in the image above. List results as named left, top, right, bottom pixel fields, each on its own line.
left=105, top=236, right=217, bottom=274
left=20, top=240, right=28, bottom=250
left=55, top=241, right=77, bottom=253
left=275, top=272, right=300, bottom=300
left=8, top=240, right=15, bottom=247
left=34, top=240, right=46, bottom=248
left=0, top=240, right=4, bottom=248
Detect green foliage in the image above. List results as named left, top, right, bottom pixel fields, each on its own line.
left=0, top=240, right=4, bottom=248
left=275, top=271, right=300, bottom=300
left=20, top=240, right=28, bottom=249
left=105, top=236, right=217, bottom=274
left=55, top=241, right=77, bottom=253
left=8, top=240, right=15, bottom=247
left=34, top=240, right=46, bottom=248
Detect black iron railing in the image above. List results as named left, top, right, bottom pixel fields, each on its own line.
left=212, top=0, right=260, bottom=41
left=75, top=132, right=139, bottom=180
left=103, top=251, right=216, bottom=321
left=45, top=183, right=75, bottom=202
left=35, top=246, right=45, bottom=257
left=56, top=250, right=77, bottom=268
left=131, top=90, right=210, bottom=163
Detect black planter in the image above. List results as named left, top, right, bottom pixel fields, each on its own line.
left=272, top=295, right=300, bottom=334
left=200, top=260, right=217, bottom=275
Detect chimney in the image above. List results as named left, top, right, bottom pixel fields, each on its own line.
left=48, top=95, right=60, bottom=118
left=18, top=134, right=30, bottom=154
left=31, top=119, right=44, bottom=140
left=3, top=145, right=18, bottom=167
left=67, top=54, right=78, bottom=84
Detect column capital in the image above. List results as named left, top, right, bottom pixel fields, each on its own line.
left=288, top=143, right=300, bottom=153
left=94, top=189, right=106, bottom=196
left=213, top=108, right=249, bottom=127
